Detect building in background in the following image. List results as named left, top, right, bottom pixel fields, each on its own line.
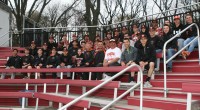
left=0, top=0, right=11, bottom=47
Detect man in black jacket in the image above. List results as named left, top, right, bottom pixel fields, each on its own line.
left=34, top=48, right=47, bottom=79
left=47, top=36, right=58, bottom=50
left=92, top=41, right=105, bottom=80
left=46, top=47, right=60, bottom=79
left=22, top=48, right=34, bottom=79
left=172, top=16, right=185, bottom=52
left=82, top=43, right=94, bottom=80
left=57, top=48, right=72, bottom=79
left=1, top=49, right=22, bottom=79
left=137, top=34, right=156, bottom=88
left=29, top=41, right=38, bottom=56
left=163, top=24, right=178, bottom=72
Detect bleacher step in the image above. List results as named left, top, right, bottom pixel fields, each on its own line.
left=127, top=96, right=198, bottom=110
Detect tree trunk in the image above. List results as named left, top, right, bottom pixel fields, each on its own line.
left=84, top=0, right=100, bottom=42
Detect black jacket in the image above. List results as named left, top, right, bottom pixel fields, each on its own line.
left=148, top=35, right=164, bottom=50
left=22, top=54, right=34, bottom=66
left=137, top=43, right=156, bottom=63
left=59, top=54, right=72, bottom=66
left=47, top=42, right=58, bottom=50
left=163, top=32, right=178, bottom=50
left=6, top=55, right=22, bottom=68
left=46, top=54, right=60, bottom=67
left=183, top=23, right=197, bottom=39
left=42, top=49, right=50, bottom=57
left=172, top=23, right=185, bottom=39
left=83, top=50, right=95, bottom=66
left=29, top=47, right=38, bottom=56
left=94, top=51, right=105, bottom=66
left=75, top=53, right=84, bottom=67
left=68, top=47, right=79, bottom=56
left=34, top=55, right=47, bottom=67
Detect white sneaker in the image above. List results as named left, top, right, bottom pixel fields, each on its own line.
left=144, top=81, right=153, bottom=88
left=130, top=81, right=137, bottom=86
left=101, top=74, right=111, bottom=81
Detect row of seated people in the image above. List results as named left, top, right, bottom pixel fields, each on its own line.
left=0, top=14, right=198, bottom=88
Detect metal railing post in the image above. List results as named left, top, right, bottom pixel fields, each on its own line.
left=186, top=93, right=192, bottom=110
left=58, top=64, right=143, bottom=110
left=163, top=23, right=199, bottom=98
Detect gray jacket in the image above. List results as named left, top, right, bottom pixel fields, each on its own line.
left=121, top=46, right=137, bottom=64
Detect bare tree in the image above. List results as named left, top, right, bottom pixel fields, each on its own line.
left=99, top=0, right=119, bottom=25
left=116, top=0, right=128, bottom=25
left=42, top=0, right=79, bottom=32
left=84, top=0, right=101, bottom=41
left=8, top=0, right=52, bottom=32
left=152, top=0, right=174, bottom=17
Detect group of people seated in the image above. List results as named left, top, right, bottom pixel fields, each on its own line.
left=0, top=13, right=198, bottom=88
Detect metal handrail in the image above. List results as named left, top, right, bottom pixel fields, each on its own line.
left=23, top=2, right=200, bottom=30
left=58, top=64, right=143, bottom=110
left=101, top=65, right=143, bottom=110
left=163, top=23, right=200, bottom=98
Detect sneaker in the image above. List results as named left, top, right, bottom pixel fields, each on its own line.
left=101, top=74, right=111, bottom=81
left=181, top=51, right=187, bottom=59
left=144, top=81, right=152, bottom=88
left=167, top=67, right=172, bottom=72
left=23, top=76, right=30, bottom=79
left=129, top=81, right=137, bottom=86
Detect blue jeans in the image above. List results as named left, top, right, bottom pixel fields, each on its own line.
left=188, top=38, right=198, bottom=53
left=156, top=49, right=162, bottom=53
left=177, top=38, right=184, bottom=51
left=167, top=48, right=176, bottom=68
left=183, top=37, right=195, bottom=50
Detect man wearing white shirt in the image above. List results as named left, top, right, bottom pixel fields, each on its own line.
left=102, top=39, right=122, bottom=80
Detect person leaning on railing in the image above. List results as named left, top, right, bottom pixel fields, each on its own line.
left=181, top=13, right=198, bottom=59
left=1, top=49, right=22, bottom=79
left=137, top=34, right=156, bottom=88
left=162, top=24, right=178, bottom=72
left=121, top=38, right=137, bottom=85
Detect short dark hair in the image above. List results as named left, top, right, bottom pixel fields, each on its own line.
left=13, top=48, right=18, bottom=52
left=186, top=13, right=192, bottom=18
left=123, top=38, right=130, bottom=42
left=164, top=24, right=170, bottom=28
left=51, top=47, right=57, bottom=51
left=24, top=47, right=29, bottom=51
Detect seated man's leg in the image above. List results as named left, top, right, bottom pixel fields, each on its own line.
left=66, top=65, right=72, bottom=79
left=106, top=62, right=120, bottom=76
left=27, top=66, right=32, bottom=79
left=129, top=62, right=136, bottom=83
left=95, top=63, right=103, bottom=80
left=1, top=67, right=10, bottom=79
left=177, top=38, right=185, bottom=51
left=167, top=49, right=176, bottom=71
left=144, top=62, right=154, bottom=88
left=183, top=37, right=195, bottom=50
left=56, top=65, right=61, bottom=78
left=187, top=39, right=198, bottom=55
